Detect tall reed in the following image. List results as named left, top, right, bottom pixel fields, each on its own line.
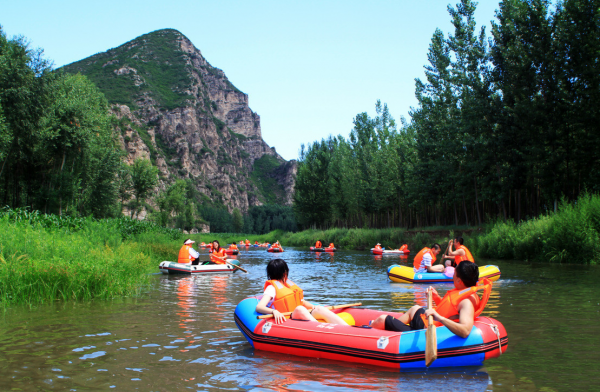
left=470, top=194, right=600, bottom=264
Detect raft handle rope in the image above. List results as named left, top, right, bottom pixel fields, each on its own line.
left=477, top=319, right=503, bottom=355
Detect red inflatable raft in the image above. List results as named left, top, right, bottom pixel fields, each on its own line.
left=310, top=247, right=337, bottom=252
left=234, top=297, right=507, bottom=370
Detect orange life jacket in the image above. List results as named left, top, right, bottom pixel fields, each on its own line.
left=399, top=244, right=408, bottom=251
left=210, top=248, right=227, bottom=264
left=178, top=244, right=196, bottom=264
left=229, top=244, right=238, bottom=250
left=422, top=278, right=493, bottom=327
left=455, top=245, right=475, bottom=264
left=413, top=247, right=435, bottom=270
left=264, top=279, right=304, bottom=313
left=327, top=243, right=334, bottom=248
left=374, top=245, right=382, bottom=250
left=315, top=241, right=322, bottom=248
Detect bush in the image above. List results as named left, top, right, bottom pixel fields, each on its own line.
left=470, top=194, right=600, bottom=264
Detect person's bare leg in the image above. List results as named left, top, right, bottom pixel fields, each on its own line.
left=428, top=264, right=445, bottom=273
left=311, top=306, right=348, bottom=325
left=291, top=306, right=317, bottom=321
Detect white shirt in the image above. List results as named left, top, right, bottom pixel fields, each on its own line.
left=263, top=285, right=276, bottom=308
left=415, top=252, right=432, bottom=273
left=189, top=247, right=200, bottom=259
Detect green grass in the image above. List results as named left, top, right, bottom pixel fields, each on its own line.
left=469, top=193, right=600, bottom=264
left=0, top=208, right=185, bottom=307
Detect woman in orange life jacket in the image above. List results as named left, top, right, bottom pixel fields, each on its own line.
left=374, top=243, right=382, bottom=250
left=255, top=259, right=349, bottom=325
left=370, top=262, right=490, bottom=338
left=444, top=237, right=475, bottom=267
left=315, top=240, right=322, bottom=248
left=209, top=240, right=227, bottom=264
left=327, top=242, right=335, bottom=249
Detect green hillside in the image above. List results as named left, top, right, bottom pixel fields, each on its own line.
left=62, top=29, right=195, bottom=110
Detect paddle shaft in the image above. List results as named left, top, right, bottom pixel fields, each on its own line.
left=225, top=259, right=247, bottom=273
left=425, top=287, right=438, bottom=367
left=257, top=302, right=362, bottom=319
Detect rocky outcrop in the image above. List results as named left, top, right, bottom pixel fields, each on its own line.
left=62, top=29, right=296, bottom=214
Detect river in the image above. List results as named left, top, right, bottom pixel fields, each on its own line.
left=0, top=247, right=598, bottom=391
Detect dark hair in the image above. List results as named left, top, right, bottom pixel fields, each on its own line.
left=454, top=237, right=464, bottom=246
left=267, top=259, right=289, bottom=281
left=431, top=243, right=441, bottom=251
left=212, top=239, right=220, bottom=251
left=456, top=262, right=479, bottom=287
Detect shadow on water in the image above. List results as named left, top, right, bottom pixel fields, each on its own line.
left=0, top=246, right=598, bottom=391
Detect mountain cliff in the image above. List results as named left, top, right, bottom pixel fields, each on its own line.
left=62, top=29, right=296, bottom=214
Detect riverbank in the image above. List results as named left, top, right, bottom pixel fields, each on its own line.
left=0, top=209, right=182, bottom=307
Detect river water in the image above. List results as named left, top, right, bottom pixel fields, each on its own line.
left=0, top=247, right=598, bottom=391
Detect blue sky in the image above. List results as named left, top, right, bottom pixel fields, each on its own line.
left=3, top=0, right=501, bottom=161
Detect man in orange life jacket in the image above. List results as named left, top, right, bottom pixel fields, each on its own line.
left=413, top=244, right=444, bottom=273
left=370, top=262, right=492, bottom=338
left=315, top=240, right=322, bottom=248
left=178, top=239, right=200, bottom=265
left=444, top=237, right=475, bottom=267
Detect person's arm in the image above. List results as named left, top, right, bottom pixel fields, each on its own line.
left=430, top=287, right=443, bottom=305
left=255, top=293, right=286, bottom=324
left=189, top=248, right=200, bottom=259
left=425, top=297, right=475, bottom=338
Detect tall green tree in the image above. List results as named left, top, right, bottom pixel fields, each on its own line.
left=130, top=158, right=158, bottom=218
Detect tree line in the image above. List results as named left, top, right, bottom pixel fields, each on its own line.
left=294, top=0, right=600, bottom=229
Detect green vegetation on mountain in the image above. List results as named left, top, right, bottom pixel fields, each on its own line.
left=251, top=155, right=287, bottom=205
left=62, top=29, right=194, bottom=111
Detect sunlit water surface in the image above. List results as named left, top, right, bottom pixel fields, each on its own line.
left=1, top=247, right=598, bottom=391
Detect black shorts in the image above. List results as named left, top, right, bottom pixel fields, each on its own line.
left=384, top=308, right=426, bottom=332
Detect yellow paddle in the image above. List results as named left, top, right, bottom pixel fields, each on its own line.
left=257, top=302, right=362, bottom=319
left=425, top=286, right=437, bottom=366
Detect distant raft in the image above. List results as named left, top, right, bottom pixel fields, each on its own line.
left=159, top=259, right=241, bottom=275
left=371, top=248, right=410, bottom=255
left=267, top=247, right=284, bottom=253
left=310, top=247, right=337, bottom=252
left=234, top=296, right=507, bottom=370
left=225, top=249, right=239, bottom=255
left=387, top=264, right=501, bottom=284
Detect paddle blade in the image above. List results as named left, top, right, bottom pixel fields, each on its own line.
left=425, top=323, right=437, bottom=366
left=425, top=286, right=437, bottom=367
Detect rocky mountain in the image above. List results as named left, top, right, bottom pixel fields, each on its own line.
left=62, top=29, right=296, bottom=214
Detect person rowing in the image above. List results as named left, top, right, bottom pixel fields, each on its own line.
left=413, top=244, right=444, bottom=273
left=209, top=240, right=227, bottom=264
left=370, top=262, right=492, bottom=338
left=444, top=237, right=475, bottom=267
left=255, top=259, right=348, bottom=325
